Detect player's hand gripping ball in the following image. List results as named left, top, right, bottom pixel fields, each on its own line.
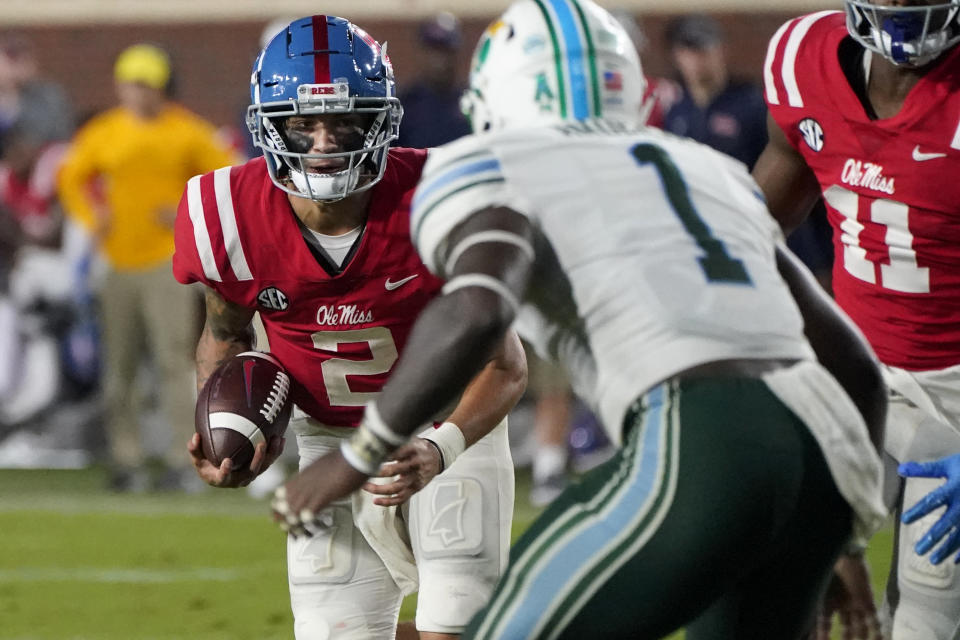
left=195, top=351, right=293, bottom=469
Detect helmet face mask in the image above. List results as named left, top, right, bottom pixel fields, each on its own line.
left=462, top=0, right=648, bottom=134
left=247, top=16, right=401, bottom=201
left=845, top=0, right=960, bottom=67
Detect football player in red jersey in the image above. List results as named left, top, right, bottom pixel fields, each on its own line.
left=753, top=2, right=960, bottom=638
left=172, top=16, right=526, bottom=640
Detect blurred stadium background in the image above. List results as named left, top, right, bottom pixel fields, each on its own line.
left=5, top=1, right=825, bottom=134
left=0, top=2, right=893, bottom=639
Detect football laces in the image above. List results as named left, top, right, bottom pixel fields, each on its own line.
left=260, top=372, right=291, bottom=423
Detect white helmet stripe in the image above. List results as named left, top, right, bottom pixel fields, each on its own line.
left=213, top=167, right=253, bottom=281
left=186, top=175, right=222, bottom=283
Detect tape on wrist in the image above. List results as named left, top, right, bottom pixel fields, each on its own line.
left=423, top=422, right=466, bottom=472
left=341, top=409, right=405, bottom=475
left=341, top=426, right=389, bottom=475
left=843, top=534, right=868, bottom=557
left=364, top=401, right=408, bottom=447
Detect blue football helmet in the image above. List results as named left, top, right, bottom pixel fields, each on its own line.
left=845, top=0, right=960, bottom=67
left=247, top=15, right=402, bottom=201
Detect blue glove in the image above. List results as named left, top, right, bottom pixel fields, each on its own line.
left=900, top=453, right=960, bottom=565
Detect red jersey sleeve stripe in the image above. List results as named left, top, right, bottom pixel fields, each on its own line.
left=763, top=19, right=794, bottom=106
left=185, top=174, right=222, bottom=282
left=951, top=117, right=960, bottom=150
left=213, top=166, right=253, bottom=281
left=768, top=11, right=841, bottom=109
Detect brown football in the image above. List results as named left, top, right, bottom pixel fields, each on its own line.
left=195, top=351, right=293, bottom=470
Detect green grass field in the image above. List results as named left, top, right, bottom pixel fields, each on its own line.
left=0, top=467, right=893, bottom=639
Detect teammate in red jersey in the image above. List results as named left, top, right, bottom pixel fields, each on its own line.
left=754, top=2, right=960, bottom=638
left=172, top=16, right=525, bottom=640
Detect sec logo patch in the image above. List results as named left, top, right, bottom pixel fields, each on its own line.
left=257, top=287, right=289, bottom=311
left=798, top=118, right=824, bottom=152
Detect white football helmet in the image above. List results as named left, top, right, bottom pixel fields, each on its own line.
left=845, top=0, right=960, bottom=67
left=461, top=0, right=648, bottom=133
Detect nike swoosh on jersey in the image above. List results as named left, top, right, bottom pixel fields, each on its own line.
left=912, top=146, right=947, bottom=161
left=384, top=274, right=419, bottom=290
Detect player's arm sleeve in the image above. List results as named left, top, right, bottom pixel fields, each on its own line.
left=56, top=121, right=104, bottom=232
left=377, top=205, right=536, bottom=439
left=411, top=141, right=531, bottom=279
left=172, top=178, right=223, bottom=287
left=173, top=184, right=202, bottom=284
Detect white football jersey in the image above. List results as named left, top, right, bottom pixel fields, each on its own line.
left=411, top=122, right=815, bottom=443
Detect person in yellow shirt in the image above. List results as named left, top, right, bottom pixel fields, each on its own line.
left=58, top=43, right=240, bottom=491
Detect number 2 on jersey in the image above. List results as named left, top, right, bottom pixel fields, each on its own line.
left=630, top=143, right=750, bottom=284
left=311, top=327, right=398, bottom=406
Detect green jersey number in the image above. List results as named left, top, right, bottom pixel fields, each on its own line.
left=630, top=143, right=751, bottom=285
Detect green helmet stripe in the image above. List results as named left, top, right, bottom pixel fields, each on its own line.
left=533, top=0, right=568, bottom=118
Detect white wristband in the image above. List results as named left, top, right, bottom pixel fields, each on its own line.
left=423, top=422, right=466, bottom=472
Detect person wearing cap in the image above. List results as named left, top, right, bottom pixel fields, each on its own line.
left=0, top=34, right=74, bottom=155
left=662, top=14, right=837, bottom=290
left=57, top=43, right=241, bottom=492
left=396, top=12, right=471, bottom=149
left=662, top=14, right=768, bottom=170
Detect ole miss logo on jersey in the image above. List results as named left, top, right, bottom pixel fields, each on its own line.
left=839, top=159, right=895, bottom=195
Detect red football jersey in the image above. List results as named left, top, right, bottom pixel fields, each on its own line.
left=764, top=11, right=960, bottom=370
left=173, top=149, right=444, bottom=425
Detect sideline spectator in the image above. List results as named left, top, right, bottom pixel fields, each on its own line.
left=611, top=10, right=680, bottom=129
left=0, top=34, right=74, bottom=155
left=57, top=43, right=241, bottom=492
left=396, top=12, right=471, bottom=148
left=0, top=118, right=85, bottom=432
left=663, top=14, right=767, bottom=169
left=663, top=14, right=831, bottom=288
